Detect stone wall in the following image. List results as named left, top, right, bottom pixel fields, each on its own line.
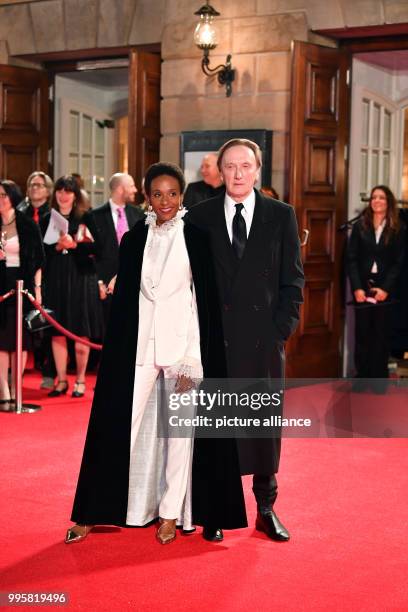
left=1, top=0, right=408, bottom=194
left=161, top=2, right=308, bottom=197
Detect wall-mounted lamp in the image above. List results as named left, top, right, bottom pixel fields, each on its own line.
left=193, top=1, right=235, bottom=97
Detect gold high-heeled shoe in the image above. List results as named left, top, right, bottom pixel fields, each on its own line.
left=156, top=518, right=177, bottom=545
left=64, top=524, right=93, bottom=544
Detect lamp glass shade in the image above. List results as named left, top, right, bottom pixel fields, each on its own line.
left=194, top=15, right=218, bottom=49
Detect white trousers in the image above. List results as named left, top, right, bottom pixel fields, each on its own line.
left=126, top=339, right=192, bottom=521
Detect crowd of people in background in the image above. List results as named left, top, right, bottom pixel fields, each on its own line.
left=0, top=169, right=143, bottom=401
left=0, top=152, right=406, bottom=404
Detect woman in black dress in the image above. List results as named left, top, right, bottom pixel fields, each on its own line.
left=42, top=176, right=103, bottom=398
left=0, top=180, right=44, bottom=403
left=347, top=185, right=406, bottom=387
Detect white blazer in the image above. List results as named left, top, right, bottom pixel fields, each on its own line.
left=136, top=219, right=201, bottom=368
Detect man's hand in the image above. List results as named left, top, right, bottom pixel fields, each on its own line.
left=371, top=287, right=388, bottom=302
left=354, top=289, right=366, bottom=303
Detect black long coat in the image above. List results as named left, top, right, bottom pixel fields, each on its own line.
left=187, top=190, right=304, bottom=475
left=71, top=219, right=247, bottom=529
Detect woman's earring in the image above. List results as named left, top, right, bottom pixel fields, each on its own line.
left=178, top=201, right=183, bottom=211
left=147, top=202, right=153, bottom=212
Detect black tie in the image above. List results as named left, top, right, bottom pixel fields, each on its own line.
left=232, top=203, right=247, bottom=260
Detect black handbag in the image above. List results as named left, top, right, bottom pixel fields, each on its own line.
left=24, top=308, right=55, bottom=332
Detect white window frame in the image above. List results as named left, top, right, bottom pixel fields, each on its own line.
left=57, top=98, right=114, bottom=207
left=348, top=86, right=398, bottom=217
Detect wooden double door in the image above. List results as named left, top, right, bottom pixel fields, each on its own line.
left=287, top=41, right=351, bottom=378
left=0, top=50, right=160, bottom=194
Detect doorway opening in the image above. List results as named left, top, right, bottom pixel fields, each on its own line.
left=54, top=65, right=129, bottom=208
left=345, top=49, right=408, bottom=375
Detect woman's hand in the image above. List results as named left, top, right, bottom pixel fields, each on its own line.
left=372, top=287, right=388, bottom=302
left=354, top=289, right=366, bottom=303
left=98, top=281, right=108, bottom=301
left=106, top=275, right=117, bottom=295
left=175, top=374, right=194, bottom=393
left=56, top=233, right=76, bottom=251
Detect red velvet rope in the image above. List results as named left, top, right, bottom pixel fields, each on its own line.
left=24, top=291, right=103, bottom=351
left=0, top=289, right=15, bottom=302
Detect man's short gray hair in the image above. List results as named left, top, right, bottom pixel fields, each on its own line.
left=217, top=139, right=262, bottom=170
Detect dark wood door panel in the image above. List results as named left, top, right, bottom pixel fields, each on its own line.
left=1, top=85, right=39, bottom=131
left=306, top=63, right=339, bottom=123
left=0, top=64, right=48, bottom=190
left=304, top=136, right=336, bottom=194
left=303, top=209, right=335, bottom=263
left=288, top=42, right=350, bottom=378
left=142, top=71, right=160, bottom=128
left=0, top=144, right=39, bottom=190
left=300, top=280, right=334, bottom=335
left=128, top=50, right=161, bottom=196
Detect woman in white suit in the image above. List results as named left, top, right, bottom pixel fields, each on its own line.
left=65, top=163, right=247, bottom=546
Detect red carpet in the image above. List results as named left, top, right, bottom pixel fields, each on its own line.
left=1, top=371, right=407, bottom=611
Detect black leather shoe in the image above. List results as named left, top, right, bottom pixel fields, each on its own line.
left=202, top=527, right=223, bottom=542
left=72, top=381, right=86, bottom=398
left=256, top=511, right=290, bottom=541
left=48, top=381, right=68, bottom=397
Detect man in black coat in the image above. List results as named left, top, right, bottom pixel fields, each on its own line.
left=87, top=173, right=144, bottom=330
left=187, top=138, right=304, bottom=542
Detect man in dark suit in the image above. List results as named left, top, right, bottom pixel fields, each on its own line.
left=88, top=173, right=143, bottom=330
left=183, top=153, right=225, bottom=209
left=187, top=139, right=304, bottom=542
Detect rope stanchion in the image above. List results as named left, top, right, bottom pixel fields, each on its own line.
left=0, top=282, right=104, bottom=415
left=0, top=281, right=41, bottom=414
left=24, top=291, right=103, bottom=350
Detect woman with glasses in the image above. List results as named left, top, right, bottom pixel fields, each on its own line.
left=18, top=172, right=55, bottom=389
left=0, top=180, right=44, bottom=404
left=41, top=175, right=103, bottom=398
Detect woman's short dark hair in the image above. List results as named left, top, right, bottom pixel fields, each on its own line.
left=144, top=162, right=186, bottom=196
left=51, top=175, right=89, bottom=218
left=0, top=180, right=23, bottom=209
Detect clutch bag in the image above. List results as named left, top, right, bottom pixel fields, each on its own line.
left=24, top=308, right=55, bottom=332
